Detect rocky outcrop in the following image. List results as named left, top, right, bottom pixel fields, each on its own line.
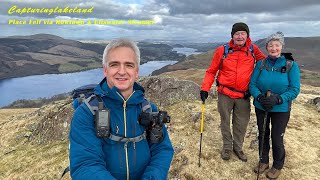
left=138, top=76, right=201, bottom=106
left=29, top=98, right=74, bottom=144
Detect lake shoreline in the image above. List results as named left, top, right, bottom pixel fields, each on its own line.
left=0, top=60, right=179, bottom=107
left=0, top=59, right=181, bottom=81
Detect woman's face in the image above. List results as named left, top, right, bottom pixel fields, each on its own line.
left=266, top=40, right=282, bottom=58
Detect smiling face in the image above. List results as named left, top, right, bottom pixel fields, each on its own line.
left=103, top=47, right=139, bottom=99
left=266, top=40, right=283, bottom=58
left=232, top=31, right=248, bottom=47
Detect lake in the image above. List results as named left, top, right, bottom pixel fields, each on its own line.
left=0, top=47, right=199, bottom=107
left=0, top=61, right=177, bottom=107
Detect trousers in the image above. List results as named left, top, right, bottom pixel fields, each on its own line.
left=217, top=93, right=250, bottom=151
left=255, top=108, right=290, bottom=169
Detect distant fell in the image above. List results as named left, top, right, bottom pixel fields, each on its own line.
left=0, top=34, right=185, bottom=80
left=153, top=36, right=320, bottom=75
left=0, top=34, right=104, bottom=80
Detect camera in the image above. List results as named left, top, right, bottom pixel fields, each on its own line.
left=139, top=111, right=171, bottom=143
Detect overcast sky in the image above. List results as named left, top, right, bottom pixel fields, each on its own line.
left=2, top=0, right=320, bottom=42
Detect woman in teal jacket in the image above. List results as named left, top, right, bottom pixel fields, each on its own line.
left=249, top=32, right=300, bottom=179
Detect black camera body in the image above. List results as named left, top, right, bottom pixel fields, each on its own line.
left=139, top=111, right=170, bottom=143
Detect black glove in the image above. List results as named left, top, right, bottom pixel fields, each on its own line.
left=262, top=94, right=283, bottom=110
left=200, top=90, right=208, bottom=103
left=256, top=94, right=265, bottom=103
left=243, top=91, right=251, bottom=99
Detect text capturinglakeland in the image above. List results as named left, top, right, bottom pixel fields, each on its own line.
left=8, top=6, right=94, bottom=15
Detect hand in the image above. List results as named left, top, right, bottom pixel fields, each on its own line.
left=244, top=91, right=251, bottom=99
left=261, top=94, right=283, bottom=110
left=256, top=94, right=265, bottom=103
left=200, top=90, right=208, bottom=103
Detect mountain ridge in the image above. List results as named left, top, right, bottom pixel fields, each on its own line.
left=152, top=36, right=320, bottom=76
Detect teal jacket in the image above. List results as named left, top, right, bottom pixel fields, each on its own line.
left=70, top=78, right=174, bottom=180
left=249, top=55, right=300, bottom=112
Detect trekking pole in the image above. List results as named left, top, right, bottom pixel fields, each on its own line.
left=198, top=101, right=205, bottom=167
left=256, top=90, right=271, bottom=180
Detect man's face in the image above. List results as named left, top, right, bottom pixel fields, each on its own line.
left=232, top=31, right=248, bottom=47
left=103, top=47, right=139, bottom=98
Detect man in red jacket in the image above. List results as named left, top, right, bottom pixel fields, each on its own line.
left=200, top=22, right=266, bottom=162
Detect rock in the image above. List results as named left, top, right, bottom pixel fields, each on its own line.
left=307, top=97, right=320, bottom=112
left=4, top=148, right=16, bottom=155
left=24, top=131, right=32, bottom=137
left=192, top=112, right=201, bottom=123
left=250, top=138, right=259, bottom=150
left=30, top=98, right=74, bottom=144
left=138, top=76, right=201, bottom=106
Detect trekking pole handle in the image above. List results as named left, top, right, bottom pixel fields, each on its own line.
left=266, top=90, right=271, bottom=97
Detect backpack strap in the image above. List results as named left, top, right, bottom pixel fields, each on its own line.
left=142, top=98, right=153, bottom=112
left=59, top=166, right=70, bottom=180
left=286, top=59, right=293, bottom=72
left=219, top=44, right=256, bottom=70
left=258, top=57, right=294, bottom=81
left=249, top=44, right=256, bottom=63
left=109, top=131, right=147, bottom=143
left=260, top=58, right=293, bottom=73
left=259, top=58, right=283, bottom=72
left=107, top=98, right=152, bottom=144
left=219, top=44, right=231, bottom=70
left=83, top=94, right=99, bottom=115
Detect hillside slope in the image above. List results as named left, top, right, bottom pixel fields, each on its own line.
left=0, top=34, right=104, bottom=80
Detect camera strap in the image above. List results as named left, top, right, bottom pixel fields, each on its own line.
left=108, top=131, right=147, bottom=143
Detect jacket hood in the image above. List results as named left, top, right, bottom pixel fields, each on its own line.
left=93, top=78, right=145, bottom=105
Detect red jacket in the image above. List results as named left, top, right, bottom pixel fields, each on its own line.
left=201, top=37, right=266, bottom=99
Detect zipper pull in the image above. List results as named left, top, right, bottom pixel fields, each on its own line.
left=116, top=125, right=119, bottom=134
left=133, top=142, right=136, bottom=149
left=123, top=101, right=126, bottom=109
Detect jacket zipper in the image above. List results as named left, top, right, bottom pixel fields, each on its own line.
left=116, top=91, right=135, bottom=180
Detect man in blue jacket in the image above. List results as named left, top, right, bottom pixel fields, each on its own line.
left=69, top=38, right=174, bottom=180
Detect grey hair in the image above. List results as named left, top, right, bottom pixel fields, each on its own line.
left=102, top=38, right=140, bottom=67
left=266, top=31, right=285, bottom=47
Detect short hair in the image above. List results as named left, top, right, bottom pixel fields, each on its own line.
left=266, top=31, right=285, bottom=47
left=102, top=38, right=140, bottom=67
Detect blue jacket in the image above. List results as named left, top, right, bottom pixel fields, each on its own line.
left=70, top=78, right=174, bottom=180
left=249, top=55, right=300, bottom=112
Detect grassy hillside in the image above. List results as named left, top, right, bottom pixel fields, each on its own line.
left=0, top=34, right=103, bottom=80
left=0, top=69, right=319, bottom=179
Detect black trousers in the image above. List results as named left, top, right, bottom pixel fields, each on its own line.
left=255, top=108, right=290, bottom=170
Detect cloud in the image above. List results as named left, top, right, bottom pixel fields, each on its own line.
left=156, top=0, right=320, bottom=15
left=1, top=0, right=320, bottom=42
